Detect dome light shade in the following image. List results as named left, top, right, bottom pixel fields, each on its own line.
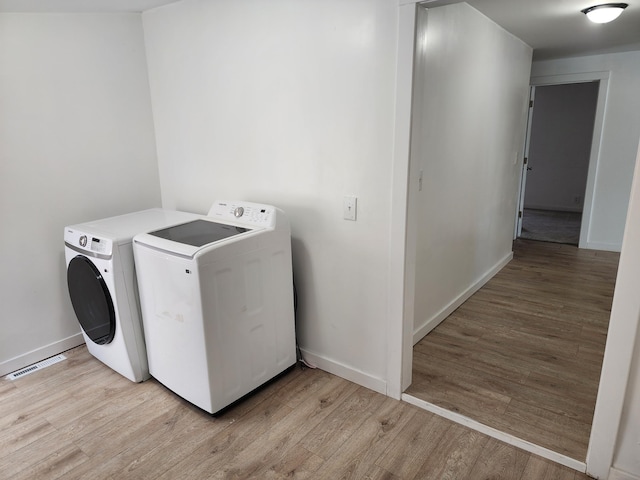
left=582, top=3, right=629, bottom=23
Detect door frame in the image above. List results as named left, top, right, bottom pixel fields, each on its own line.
left=514, top=85, right=536, bottom=238
left=387, top=0, right=418, bottom=400
left=523, top=72, right=610, bottom=249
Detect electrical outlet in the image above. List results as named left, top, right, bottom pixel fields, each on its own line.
left=343, top=196, right=357, bottom=221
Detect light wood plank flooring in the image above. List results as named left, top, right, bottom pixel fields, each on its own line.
left=0, top=345, right=592, bottom=479
left=406, top=239, right=620, bottom=461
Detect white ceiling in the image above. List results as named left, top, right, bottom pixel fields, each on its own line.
left=0, top=0, right=178, bottom=13
left=0, top=0, right=638, bottom=60
left=423, top=0, right=640, bottom=60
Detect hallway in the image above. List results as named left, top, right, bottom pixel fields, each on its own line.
left=406, top=239, right=619, bottom=460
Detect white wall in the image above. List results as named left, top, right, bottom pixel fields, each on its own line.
left=588, top=139, right=640, bottom=479
left=142, top=0, right=399, bottom=392
left=613, top=316, right=640, bottom=479
left=410, top=3, right=532, bottom=340
left=525, top=82, right=599, bottom=212
left=0, top=13, right=162, bottom=375
left=531, top=51, right=640, bottom=251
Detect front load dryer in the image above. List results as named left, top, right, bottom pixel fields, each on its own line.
left=133, top=201, right=296, bottom=413
left=64, top=208, right=199, bottom=382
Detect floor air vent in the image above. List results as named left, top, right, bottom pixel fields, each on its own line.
left=5, top=354, right=67, bottom=380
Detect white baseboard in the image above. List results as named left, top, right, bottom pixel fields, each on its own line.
left=412, top=252, right=513, bottom=345
left=524, top=204, right=583, bottom=213
left=0, top=333, right=85, bottom=377
left=608, top=468, right=640, bottom=480
left=298, top=347, right=387, bottom=395
left=581, top=240, right=621, bottom=252
left=402, top=393, right=587, bottom=473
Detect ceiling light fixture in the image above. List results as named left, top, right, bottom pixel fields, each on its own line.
left=581, top=3, right=629, bottom=23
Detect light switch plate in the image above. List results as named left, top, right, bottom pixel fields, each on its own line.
left=343, top=196, right=357, bottom=221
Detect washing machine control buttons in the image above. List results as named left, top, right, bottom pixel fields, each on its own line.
left=234, top=207, right=245, bottom=218
left=79, top=235, right=87, bottom=247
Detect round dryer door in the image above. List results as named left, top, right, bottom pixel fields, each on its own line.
left=67, top=255, right=116, bottom=345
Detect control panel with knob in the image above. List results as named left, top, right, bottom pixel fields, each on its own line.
left=209, top=201, right=277, bottom=228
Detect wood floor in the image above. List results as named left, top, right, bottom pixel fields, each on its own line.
left=406, top=239, right=620, bottom=461
left=0, top=345, right=592, bottom=479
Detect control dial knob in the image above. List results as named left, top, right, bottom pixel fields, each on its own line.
left=234, top=207, right=244, bottom=218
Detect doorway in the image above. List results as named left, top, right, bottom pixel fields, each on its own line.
left=395, top=3, right=615, bottom=471
left=518, top=82, right=600, bottom=246
left=515, top=72, right=610, bottom=250
left=391, top=4, right=637, bottom=477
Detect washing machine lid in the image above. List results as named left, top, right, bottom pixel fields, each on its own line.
left=148, top=219, right=252, bottom=247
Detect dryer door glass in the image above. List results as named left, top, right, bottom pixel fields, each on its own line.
left=67, top=255, right=116, bottom=345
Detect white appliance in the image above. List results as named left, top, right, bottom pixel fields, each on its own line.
left=133, top=200, right=296, bottom=414
left=64, top=209, right=199, bottom=382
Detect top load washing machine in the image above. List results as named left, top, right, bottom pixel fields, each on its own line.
left=133, top=200, right=296, bottom=413
left=64, top=208, right=199, bottom=382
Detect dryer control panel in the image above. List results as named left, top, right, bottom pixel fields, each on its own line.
left=64, top=228, right=113, bottom=258
left=208, top=201, right=277, bottom=228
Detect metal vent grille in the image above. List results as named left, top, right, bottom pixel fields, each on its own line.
left=5, top=354, right=67, bottom=380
